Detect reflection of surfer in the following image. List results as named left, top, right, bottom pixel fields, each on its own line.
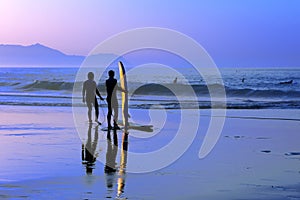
left=104, top=129, right=118, bottom=190
left=82, top=124, right=99, bottom=174
left=106, top=70, right=125, bottom=130
left=82, top=72, right=104, bottom=124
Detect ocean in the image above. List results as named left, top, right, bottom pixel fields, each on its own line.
left=0, top=67, right=299, bottom=109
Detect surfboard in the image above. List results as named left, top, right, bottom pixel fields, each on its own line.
left=117, top=120, right=153, bottom=132
left=117, top=61, right=153, bottom=133
left=101, top=125, right=152, bottom=132
left=101, top=126, right=124, bottom=131
left=118, top=61, right=129, bottom=131
left=128, top=125, right=153, bottom=132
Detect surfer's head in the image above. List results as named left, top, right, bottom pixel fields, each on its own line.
left=88, top=72, right=94, bottom=80
left=108, top=70, right=115, bottom=78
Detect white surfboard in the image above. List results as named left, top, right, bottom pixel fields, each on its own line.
left=118, top=61, right=129, bottom=131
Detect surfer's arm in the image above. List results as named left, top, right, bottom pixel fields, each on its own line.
left=82, top=83, right=86, bottom=103
left=96, top=88, right=104, bottom=100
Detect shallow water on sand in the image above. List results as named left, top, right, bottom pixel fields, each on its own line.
left=0, top=106, right=299, bottom=199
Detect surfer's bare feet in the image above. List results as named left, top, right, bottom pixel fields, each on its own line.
left=89, top=119, right=92, bottom=123
left=95, top=119, right=101, bottom=125
left=114, top=124, right=121, bottom=130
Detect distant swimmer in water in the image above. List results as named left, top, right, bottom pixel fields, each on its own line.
left=279, top=80, right=293, bottom=84
left=173, top=77, right=178, bottom=84
left=242, top=78, right=245, bottom=83
left=82, top=72, right=104, bottom=124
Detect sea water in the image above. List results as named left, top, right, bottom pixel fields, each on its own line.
left=0, top=67, right=299, bottom=109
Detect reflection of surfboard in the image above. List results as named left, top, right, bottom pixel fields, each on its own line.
left=118, top=61, right=129, bottom=131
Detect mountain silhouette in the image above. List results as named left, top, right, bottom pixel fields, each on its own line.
left=0, top=43, right=84, bottom=66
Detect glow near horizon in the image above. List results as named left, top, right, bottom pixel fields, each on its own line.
left=0, top=0, right=300, bottom=67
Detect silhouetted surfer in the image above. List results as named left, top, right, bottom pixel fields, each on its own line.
left=106, top=70, right=123, bottom=130
left=82, top=72, right=104, bottom=124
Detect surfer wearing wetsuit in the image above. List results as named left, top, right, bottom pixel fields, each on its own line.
left=82, top=72, right=104, bottom=124
left=106, top=70, right=121, bottom=130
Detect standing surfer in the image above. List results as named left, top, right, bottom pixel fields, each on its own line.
left=82, top=72, right=104, bottom=124
left=106, top=70, right=123, bottom=130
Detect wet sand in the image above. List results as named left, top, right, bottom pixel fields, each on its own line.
left=0, top=105, right=299, bottom=199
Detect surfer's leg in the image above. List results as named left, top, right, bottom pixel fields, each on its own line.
left=107, top=99, right=112, bottom=128
left=94, top=97, right=99, bottom=121
left=113, top=104, right=118, bottom=125
left=113, top=101, right=119, bottom=129
left=94, top=98, right=101, bottom=125
left=87, top=102, right=92, bottom=122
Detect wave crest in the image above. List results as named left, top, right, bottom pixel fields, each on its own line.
left=21, top=80, right=74, bottom=91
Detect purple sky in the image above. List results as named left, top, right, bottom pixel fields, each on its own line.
left=0, top=0, right=299, bottom=67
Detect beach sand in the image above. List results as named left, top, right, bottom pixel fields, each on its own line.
left=0, top=105, right=299, bottom=199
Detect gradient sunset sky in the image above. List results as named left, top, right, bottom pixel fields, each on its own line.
left=0, top=0, right=299, bottom=67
